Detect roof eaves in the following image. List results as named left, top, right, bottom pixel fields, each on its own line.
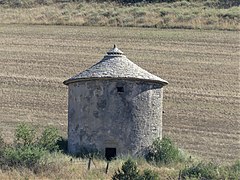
left=63, top=77, right=168, bottom=86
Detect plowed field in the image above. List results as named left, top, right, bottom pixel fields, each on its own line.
left=0, top=25, right=239, bottom=162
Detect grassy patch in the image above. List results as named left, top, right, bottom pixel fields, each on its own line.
left=0, top=1, right=239, bottom=30
left=1, top=126, right=239, bottom=179
left=181, top=161, right=240, bottom=179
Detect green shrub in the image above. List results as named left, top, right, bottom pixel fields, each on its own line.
left=181, top=161, right=240, bottom=179
left=1, top=123, right=61, bottom=169
left=231, top=160, right=240, bottom=173
left=112, top=159, right=159, bottom=180
left=15, top=123, right=35, bottom=146
left=38, top=126, right=60, bottom=152
left=181, top=162, right=219, bottom=179
left=146, top=137, right=183, bottom=165
left=227, top=160, right=240, bottom=179
left=112, top=159, right=141, bottom=180
left=4, top=145, right=46, bottom=168
left=3, top=123, right=45, bottom=168
left=142, top=169, right=159, bottom=180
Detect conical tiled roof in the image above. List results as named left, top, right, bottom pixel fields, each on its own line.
left=63, top=45, right=168, bottom=85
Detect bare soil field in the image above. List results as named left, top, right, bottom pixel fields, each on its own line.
left=0, top=24, right=239, bottom=163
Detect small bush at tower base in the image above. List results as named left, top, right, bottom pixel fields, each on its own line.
left=112, top=158, right=159, bottom=180
left=146, top=137, right=184, bottom=165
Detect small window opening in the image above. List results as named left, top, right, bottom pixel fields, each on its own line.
left=105, top=148, right=116, bottom=161
left=117, top=86, right=124, bottom=93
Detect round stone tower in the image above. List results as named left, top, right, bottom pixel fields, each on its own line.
left=63, top=45, right=168, bottom=159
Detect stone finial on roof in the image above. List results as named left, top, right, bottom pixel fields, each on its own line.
left=106, top=44, right=123, bottom=56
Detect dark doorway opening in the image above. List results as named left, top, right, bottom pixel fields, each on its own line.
left=105, top=148, right=116, bottom=161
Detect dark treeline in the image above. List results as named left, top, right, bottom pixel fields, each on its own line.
left=0, top=0, right=239, bottom=8
left=73, top=0, right=239, bottom=8
left=116, top=0, right=239, bottom=7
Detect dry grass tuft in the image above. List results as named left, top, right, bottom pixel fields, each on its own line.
left=0, top=153, right=181, bottom=179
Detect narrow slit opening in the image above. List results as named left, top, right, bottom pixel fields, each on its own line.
left=117, top=87, right=124, bottom=93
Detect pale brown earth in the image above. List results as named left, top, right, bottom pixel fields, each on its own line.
left=0, top=24, right=239, bottom=163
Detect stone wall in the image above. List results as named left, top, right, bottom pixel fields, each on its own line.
left=67, top=79, right=164, bottom=156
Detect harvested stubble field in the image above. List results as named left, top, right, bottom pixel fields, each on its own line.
left=0, top=24, right=239, bottom=163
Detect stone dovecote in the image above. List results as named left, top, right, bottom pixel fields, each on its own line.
left=64, top=45, right=168, bottom=159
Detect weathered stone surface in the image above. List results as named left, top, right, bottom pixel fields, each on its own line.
left=64, top=45, right=168, bottom=157
left=68, top=79, right=164, bottom=156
